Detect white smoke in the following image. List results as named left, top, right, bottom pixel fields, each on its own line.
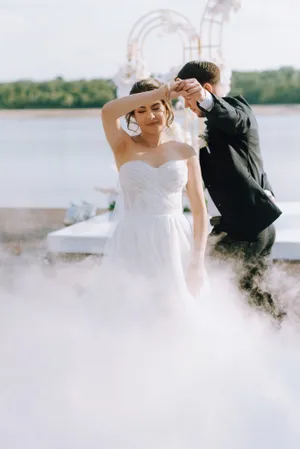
left=0, top=247, right=300, bottom=449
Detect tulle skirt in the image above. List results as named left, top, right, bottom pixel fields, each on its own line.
left=102, top=212, right=210, bottom=303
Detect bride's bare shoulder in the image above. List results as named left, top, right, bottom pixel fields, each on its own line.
left=173, top=142, right=197, bottom=159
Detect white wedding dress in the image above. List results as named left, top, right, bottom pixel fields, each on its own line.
left=102, top=158, right=207, bottom=303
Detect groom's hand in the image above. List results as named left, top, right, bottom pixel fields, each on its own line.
left=177, top=78, right=207, bottom=103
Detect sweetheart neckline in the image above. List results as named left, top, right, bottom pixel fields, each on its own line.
left=119, top=159, right=187, bottom=172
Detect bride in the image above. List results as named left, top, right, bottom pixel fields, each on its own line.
left=101, top=78, right=208, bottom=299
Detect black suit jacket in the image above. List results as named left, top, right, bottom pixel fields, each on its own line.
left=198, top=94, right=282, bottom=239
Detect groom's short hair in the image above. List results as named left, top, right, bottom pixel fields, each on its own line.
left=177, top=61, right=220, bottom=86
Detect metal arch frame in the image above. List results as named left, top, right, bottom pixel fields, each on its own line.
left=128, top=9, right=198, bottom=44
left=199, top=0, right=242, bottom=62
left=125, top=3, right=242, bottom=80
left=200, top=3, right=224, bottom=61
left=139, top=25, right=187, bottom=63
left=126, top=9, right=201, bottom=72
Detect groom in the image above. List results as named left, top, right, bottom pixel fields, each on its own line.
left=176, top=61, right=283, bottom=318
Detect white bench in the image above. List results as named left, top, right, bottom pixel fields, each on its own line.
left=47, top=213, right=114, bottom=255
left=47, top=202, right=300, bottom=260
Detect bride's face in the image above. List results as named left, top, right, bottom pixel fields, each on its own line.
left=134, top=101, right=167, bottom=134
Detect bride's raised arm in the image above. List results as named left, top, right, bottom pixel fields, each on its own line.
left=101, top=82, right=177, bottom=153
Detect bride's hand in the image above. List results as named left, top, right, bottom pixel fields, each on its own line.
left=168, top=80, right=185, bottom=100
left=186, top=260, right=205, bottom=298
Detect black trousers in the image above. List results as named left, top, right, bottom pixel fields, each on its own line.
left=210, top=224, right=283, bottom=318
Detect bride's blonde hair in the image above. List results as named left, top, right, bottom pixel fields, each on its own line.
left=125, top=78, right=174, bottom=131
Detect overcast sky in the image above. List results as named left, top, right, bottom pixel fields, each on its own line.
left=1, top=0, right=299, bottom=81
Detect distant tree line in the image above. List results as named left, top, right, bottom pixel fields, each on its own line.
left=230, top=67, right=300, bottom=104
left=0, top=77, right=116, bottom=109
left=0, top=67, right=299, bottom=109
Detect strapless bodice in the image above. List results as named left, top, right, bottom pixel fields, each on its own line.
left=118, top=160, right=188, bottom=216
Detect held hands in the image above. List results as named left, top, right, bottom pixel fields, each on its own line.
left=168, top=78, right=207, bottom=102
left=165, top=81, right=184, bottom=100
